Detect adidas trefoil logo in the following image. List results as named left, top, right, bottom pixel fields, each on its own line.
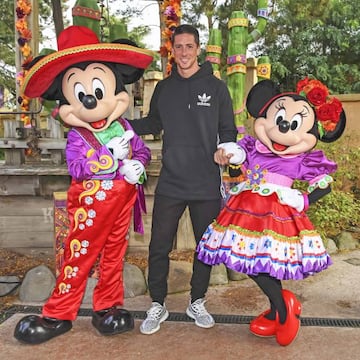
left=197, top=93, right=211, bottom=107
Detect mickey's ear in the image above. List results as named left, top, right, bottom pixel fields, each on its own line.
left=246, top=80, right=281, bottom=118
left=111, top=38, right=147, bottom=84
left=319, top=110, right=346, bottom=143
left=116, top=64, right=145, bottom=85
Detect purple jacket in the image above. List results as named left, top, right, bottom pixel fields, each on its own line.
left=65, top=118, right=151, bottom=234
left=65, top=118, right=151, bottom=181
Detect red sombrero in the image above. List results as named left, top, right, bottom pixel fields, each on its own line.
left=22, top=25, right=154, bottom=98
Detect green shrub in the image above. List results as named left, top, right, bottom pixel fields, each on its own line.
left=299, top=134, right=360, bottom=237
left=307, top=190, right=360, bottom=238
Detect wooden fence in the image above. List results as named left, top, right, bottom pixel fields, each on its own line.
left=1, top=68, right=359, bottom=254
left=0, top=71, right=198, bottom=253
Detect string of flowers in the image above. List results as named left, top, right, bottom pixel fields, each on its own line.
left=296, top=77, right=343, bottom=137
left=15, top=0, right=33, bottom=127
left=159, top=0, right=181, bottom=76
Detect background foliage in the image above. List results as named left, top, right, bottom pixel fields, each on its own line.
left=295, top=135, right=360, bottom=238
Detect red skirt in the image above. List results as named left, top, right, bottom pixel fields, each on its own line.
left=197, top=191, right=332, bottom=280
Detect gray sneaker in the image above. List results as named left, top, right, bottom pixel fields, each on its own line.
left=186, top=298, right=215, bottom=328
left=140, top=302, right=169, bottom=335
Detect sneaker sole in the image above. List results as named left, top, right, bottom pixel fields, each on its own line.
left=186, top=308, right=215, bottom=329
left=140, top=310, right=169, bottom=335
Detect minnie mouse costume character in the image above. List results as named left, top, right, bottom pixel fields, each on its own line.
left=14, top=25, right=153, bottom=344
left=197, top=78, right=346, bottom=346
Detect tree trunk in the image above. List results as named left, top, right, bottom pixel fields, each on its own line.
left=51, top=0, right=64, bottom=38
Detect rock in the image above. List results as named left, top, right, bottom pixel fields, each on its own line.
left=0, top=276, right=21, bottom=297
left=335, top=231, right=358, bottom=251
left=82, top=277, right=97, bottom=304
left=124, top=262, right=147, bottom=298
left=19, top=265, right=56, bottom=302
left=81, top=263, right=147, bottom=303
left=145, top=260, right=192, bottom=294
left=326, top=238, right=338, bottom=254
left=167, top=260, right=193, bottom=294
left=209, top=264, right=229, bottom=285
left=227, top=268, right=248, bottom=281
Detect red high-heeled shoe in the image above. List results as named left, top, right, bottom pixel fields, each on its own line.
left=276, top=289, right=302, bottom=346
left=249, top=309, right=276, bottom=337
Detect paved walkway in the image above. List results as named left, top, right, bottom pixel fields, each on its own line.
left=1, top=250, right=360, bottom=359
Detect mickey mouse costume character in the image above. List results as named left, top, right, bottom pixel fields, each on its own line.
left=197, top=78, right=346, bottom=346
left=14, top=25, right=153, bottom=344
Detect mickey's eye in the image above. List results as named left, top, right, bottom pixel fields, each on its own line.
left=93, top=78, right=105, bottom=100
left=290, top=114, right=303, bottom=131
left=274, top=108, right=286, bottom=125
left=74, top=83, right=86, bottom=102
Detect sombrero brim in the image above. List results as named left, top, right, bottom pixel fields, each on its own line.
left=22, top=43, right=154, bottom=98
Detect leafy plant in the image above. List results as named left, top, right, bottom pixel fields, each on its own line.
left=307, top=190, right=360, bottom=238
left=297, top=134, right=360, bottom=237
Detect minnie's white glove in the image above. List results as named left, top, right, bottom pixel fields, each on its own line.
left=106, top=130, right=134, bottom=160
left=277, top=188, right=305, bottom=212
left=119, top=159, right=145, bottom=184
left=217, top=142, right=246, bottom=164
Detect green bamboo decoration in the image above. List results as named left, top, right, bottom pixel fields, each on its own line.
left=227, top=0, right=269, bottom=139
left=72, top=0, right=101, bottom=38
left=205, top=29, right=222, bottom=79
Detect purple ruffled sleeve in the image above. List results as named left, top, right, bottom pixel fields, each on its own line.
left=298, top=150, right=337, bottom=182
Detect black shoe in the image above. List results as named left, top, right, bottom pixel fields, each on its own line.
left=92, top=308, right=134, bottom=336
left=14, top=315, right=72, bottom=345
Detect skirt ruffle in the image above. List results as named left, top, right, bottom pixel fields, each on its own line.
left=197, top=191, right=332, bottom=280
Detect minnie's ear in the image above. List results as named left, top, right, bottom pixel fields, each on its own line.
left=319, top=110, right=346, bottom=143
left=246, top=80, right=281, bottom=118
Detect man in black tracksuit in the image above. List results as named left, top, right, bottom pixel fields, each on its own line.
left=130, top=24, right=237, bottom=335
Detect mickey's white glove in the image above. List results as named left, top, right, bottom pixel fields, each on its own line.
left=106, top=130, right=134, bottom=160
left=119, top=159, right=145, bottom=184
left=217, top=142, right=246, bottom=164
left=277, top=188, right=305, bottom=212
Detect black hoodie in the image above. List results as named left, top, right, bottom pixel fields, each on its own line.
left=131, top=61, right=237, bottom=200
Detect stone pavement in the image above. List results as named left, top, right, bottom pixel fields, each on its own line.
left=1, top=250, right=360, bottom=360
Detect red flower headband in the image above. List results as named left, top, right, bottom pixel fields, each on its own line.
left=296, top=77, right=343, bottom=137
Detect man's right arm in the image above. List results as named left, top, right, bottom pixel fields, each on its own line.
left=129, top=83, right=163, bottom=136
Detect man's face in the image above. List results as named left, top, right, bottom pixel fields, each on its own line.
left=172, top=33, right=200, bottom=74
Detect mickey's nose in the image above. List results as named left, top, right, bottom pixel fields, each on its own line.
left=278, top=120, right=290, bottom=133
left=82, top=95, right=97, bottom=109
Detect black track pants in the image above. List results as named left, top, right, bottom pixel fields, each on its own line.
left=148, top=194, right=221, bottom=304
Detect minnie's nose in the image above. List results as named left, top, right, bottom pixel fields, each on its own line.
left=278, top=120, right=290, bottom=133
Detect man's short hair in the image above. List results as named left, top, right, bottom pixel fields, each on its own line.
left=171, top=24, right=200, bottom=46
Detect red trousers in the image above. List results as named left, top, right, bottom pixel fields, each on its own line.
left=43, top=179, right=136, bottom=320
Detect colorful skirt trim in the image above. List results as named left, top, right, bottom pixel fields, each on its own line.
left=197, top=191, right=332, bottom=280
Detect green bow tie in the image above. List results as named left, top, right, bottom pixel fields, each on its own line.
left=94, top=121, right=125, bottom=144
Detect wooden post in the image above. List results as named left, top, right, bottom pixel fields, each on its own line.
left=3, top=120, right=25, bottom=165
left=142, top=71, right=163, bottom=116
